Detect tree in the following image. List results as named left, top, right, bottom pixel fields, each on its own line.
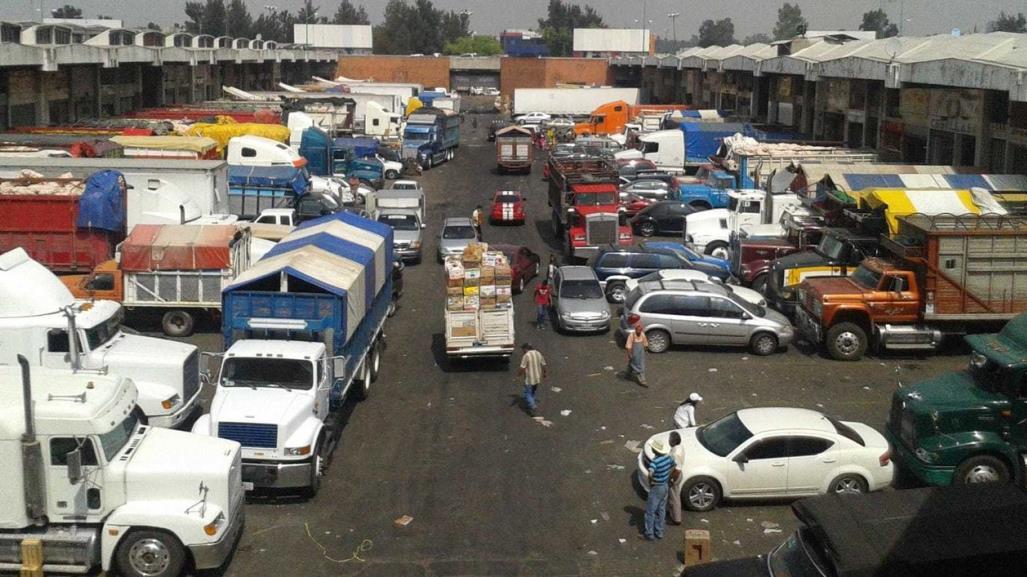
left=183, top=0, right=227, bottom=36
left=333, top=0, right=369, bottom=25
left=372, top=0, right=468, bottom=55
left=772, top=2, right=807, bottom=40
left=859, top=9, right=898, bottom=38
left=444, top=35, right=502, bottom=56
left=742, top=32, right=772, bottom=44
left=697, top=18, right=735, bottom=48
left=537, top=0, right=606, bottom=56
left=146, top=22, right=162, bottom=31
left=226, top=0, right=253, bottom=38
left=297, top=0, right=328, bottom=26
left=988, top=11, right=1027, bottom=33
left=51, top=4, right=83, bottom=18
left=253, top=9, right=295, bottom=42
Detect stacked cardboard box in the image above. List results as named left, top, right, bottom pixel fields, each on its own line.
left=444, top=242, right=513, bottom=312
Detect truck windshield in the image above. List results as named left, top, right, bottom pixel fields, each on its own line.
left=850, top=265, right=882, bottom=290
left=573, top=193, right=616, bottom=205
left=83, top=308, right=125, bottom=350
left=404, top=131, right=430, bottom=142
left=767, top=530, right=832, bottom=577
left=697, top=412, right=754, bottom=457
left=378, top=214, right=420, bottom=230
left=816, top=234, right=847, bottom=260
left=98, top=412, right=140, bottom=461
left=221, top=358, right=315, bottom=390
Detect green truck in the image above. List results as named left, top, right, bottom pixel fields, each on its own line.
left=886, top=313, right=1027, bottom=486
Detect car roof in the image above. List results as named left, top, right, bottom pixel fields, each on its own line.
left=557, top=265, right=598, bottom=281
left=735, top=407, right=834, bottom=435
left=443, top=217, right=473, bottom=226
left=637, top=279, right=729, bottom=298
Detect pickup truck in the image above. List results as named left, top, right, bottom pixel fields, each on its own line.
left=684, top=188, right=806, bottom=258
left=796, top=213, right=1027, bottom=361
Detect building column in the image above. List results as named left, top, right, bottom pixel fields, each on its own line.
left=803, top=80, right=816, bottom=136
left=750, top=77, right=761, bottom=121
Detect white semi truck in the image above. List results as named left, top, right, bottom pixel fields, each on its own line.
left=0, top=248, right=202, bottom=429
left=0, top=358, right=243, bottom=577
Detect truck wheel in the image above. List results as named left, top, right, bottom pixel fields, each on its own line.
left=645, top=329, right=671, bottom=353
left=750, top=332, right=779, bottom=356
left=370, top=340, right=382, bottom=383
left=116, top=530, right=185, bottom=577
left=388, top=296, right=398, bottom=317
left=639, top=222, right=657, bottom=237
left=605, top=281, right=627, bottom=303
left=353, top=359, right=372, bottom=401
left=161, top=310, right=195, bottom=338
left=750, top=273, right=768, bottom=294
left=385, top=169, right=399, bottom=179
left=303, top=439, right=325, bottom=498
left=705, top=241, right=730, bottom=260
left=826, top=322, right=867, bottom=361
left=954, top=455, right=1010, bottom=485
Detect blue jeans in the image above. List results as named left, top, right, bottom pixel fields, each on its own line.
left=536, top=305, right=547, bottom=327
left=644, top=483, right=669, bottom=539
left=523, top=384, right=538, bottom=411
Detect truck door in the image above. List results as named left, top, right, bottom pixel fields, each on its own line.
left=1010, top=372, right=1027, bottom=448
left=316, top=357, right=330, bottom=420
left=42, top=329, right=83, bottom=370
left=46, top=436, right=105, bottom=520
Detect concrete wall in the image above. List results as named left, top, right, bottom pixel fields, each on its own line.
left=336, top=56, right=451, bottom=90
left=500, top=57, right=611, bottom=96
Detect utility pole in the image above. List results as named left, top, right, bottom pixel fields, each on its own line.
left=668, top=12, right=680, bottom=44
left=642, top=0, right=647, bottom=54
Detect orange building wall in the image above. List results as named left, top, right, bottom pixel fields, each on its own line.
left=500, top=58, right=612, bottom=96
left=336, top=56, right=452, bottom=89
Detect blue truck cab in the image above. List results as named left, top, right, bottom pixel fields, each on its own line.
left=678, top=168, right=755, bottom=210
left=402, top=107, right=460, bottom=170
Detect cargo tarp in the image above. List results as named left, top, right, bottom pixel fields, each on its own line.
left=111, top=135, right=218, bottom=154
left=268, top=233, right=374, bottom=313
left=187, top=119, right=290, bottom=153
left=681, top=123, right=756, bottom=163
left=293, top=212, right=393, bottom=298
left=228, top=165, right=309, bottom=196
left=860, top=189, right=985, bottom=235
left=333, top=137, right=380, bottom=158
left=121, top=224, right=239, bottom=272
left=76, top=170, right=125, bottom=232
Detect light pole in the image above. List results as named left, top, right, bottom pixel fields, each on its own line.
left=668, top=12, right=680, bottom=44
left=460, top=10, right=473, bottom=37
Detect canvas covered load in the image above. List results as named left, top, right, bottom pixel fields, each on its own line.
left=120, top=224, right=243, bottom=272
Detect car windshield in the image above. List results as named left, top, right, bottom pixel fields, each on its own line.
left=828, top=416, right=865, bottom=446
left=850, top=264, right=882, bottom=289
left=696, top=412, right=754, bottom=457
left=444, top=225, right=476, bottom=239
left=496, top=194, right=520, bottom=203
left=83, top=308, right=124, bottom=350
left=221, top=358, right=314, bottom=390
left=98, top=412, right=140, bottom=460
left=378, top=214, right=420, bottom=230
left=561, top=279, right=603, bottom=299
left=768, top=530, right=832, bottom=577
left=817, top=234, right=847, bottom=260
left=656, top=244, right=699, bottom=262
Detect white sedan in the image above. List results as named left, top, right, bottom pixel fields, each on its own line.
left=625, top=269, right=767, bottom=307
left=515, top=112, right=551, bottom=125
left=636, top=408, right=893, bottom=512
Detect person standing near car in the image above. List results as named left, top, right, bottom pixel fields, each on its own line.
left=673, top=393, right=703, bottom=429
left=643, top=439, right=679, bottom=541
left=533, top=280, right=552, bottom=329
left=625, top=323, right=649, bottom=386
left=472, top=205, right=484, bottom=241
left=666, top=432, right=685, bottom=525
left=547, top=254, right=558, bottom=283
left=516, top=343, right=546, bottom=416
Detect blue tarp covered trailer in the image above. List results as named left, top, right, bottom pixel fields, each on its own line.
left=227, top=165, right=309, bottom=219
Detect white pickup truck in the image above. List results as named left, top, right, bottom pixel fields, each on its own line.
left=684, top=189, right=806, bottom=259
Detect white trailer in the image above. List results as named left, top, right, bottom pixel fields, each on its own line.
left=445, top=308, right=515, bottom=360
left=344, top=83, right=421, bottom=109
left=513, top=87, right=640, bottom=115
left=0, top=360, right=243, bottom=577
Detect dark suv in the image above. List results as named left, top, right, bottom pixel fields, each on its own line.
left=592, top=245, right=732, bottom=302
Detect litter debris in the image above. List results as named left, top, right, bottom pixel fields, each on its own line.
left=741, top=356, right=749, bottom=361
left=533, top=416, right=553, bottom=427
left=641, top=424, right=655, bottom=429
left=587, top=550, right=598, bottom=556
left=603, top=366, right=615, bottom=371
left=624, top=440, right=642, bottom=453
left=560, top=409, right=572, bottom=416
left=708, top=368, right=718, bottom=372
left=587, top=373, right=601, bottom=377
left=394, top=515, right=414, bottom=528
left=760, top=521, right=780, bottom=529
left=862, top=386, right=871, bottom=390
left=618, top=538, right=627, bottom=544
left=600, top=439, right=614, bottom=445
left=816, top=403, right=824, bottom=408
left=733, top=540, right=741, bottom=546
left=700, top=518, right=709, bottom=524
left=591, top=519, right=598, bottom=524
left=763, top=528, right=782, bottom=534
left=601, top=426, right=607, bottom=430
left=746, top=518, right=753, bottom=523
left=606, top=464, right=625, bottom=471
left=601, top=511, right=610, bottom=521
left=551, top=387, right=562, bottom=392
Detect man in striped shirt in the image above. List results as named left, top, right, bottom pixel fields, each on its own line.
left=516, top=343, right=547, bottom=416
left=643, top=439, right=679, bottom=540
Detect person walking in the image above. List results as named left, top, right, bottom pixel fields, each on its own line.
left=471, top=205, right=484, bottom=241
left=625, top=323, right=649, bottom=386
left=673, top=393, right=703, bottom=429
left=642, top=439, right=679, bottom=541
left=666, top=432, right=685, bottom=525
left=547, top=254, right=558, bottom=283
left=533, top=280, right=552, bottom=329
left=516, top=343, right=547, bottom=416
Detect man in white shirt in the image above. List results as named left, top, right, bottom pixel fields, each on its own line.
left=674, top=392, right=703, bottom=429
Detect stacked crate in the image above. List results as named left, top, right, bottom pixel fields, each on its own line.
left=444, top=243, right=513, bottom=312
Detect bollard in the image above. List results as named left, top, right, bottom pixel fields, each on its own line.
left=20, top=538, right=43, bottom=577
left=683, top=529, right=711, bottom=567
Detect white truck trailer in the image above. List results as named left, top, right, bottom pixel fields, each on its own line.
left=0, top=358, right=243, bottom=577
left=513, top=87, right=640, bottom=116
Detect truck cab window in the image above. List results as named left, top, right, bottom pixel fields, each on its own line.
left=241, top=147, right=257, bottom=158
left=86, top=274, right=115, bottom=291
left=47, top=329, right=77, bottom=353
left=50, top=437, right=99, bottom=466
left=890, top=276, right=908, bottom=292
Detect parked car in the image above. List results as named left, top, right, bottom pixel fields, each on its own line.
left=630, top=201, right=697, bottom=237
left=516, top=112, right=551, bottom=125
left=624, top=270, right=767, bottom=307
left=377, top=211, right=424, bottom=264
left=491, top=243, right=541, bottom=294
left=489, top=190, right=526, bottom=225
left=551, top=266, right=610, bottom=333
left=641, top=241, right=730, bottom=273
left=438, top=217, right=478, bottom=262
left=617, top=158, right=658, bottom=179
left=621, top=179, right=672, bottom=200
left=619, top=191, right=653, bottom=218
left=592, top=244, right=732, bottom=302
left=618, top=279, right=793, bottom=354
left=637, top=408, right=893, bottom=512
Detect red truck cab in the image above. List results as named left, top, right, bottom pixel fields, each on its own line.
left=547, top=157, right=633, bottom=259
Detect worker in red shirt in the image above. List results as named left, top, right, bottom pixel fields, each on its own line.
left=533, top=280, right=552, bottom=330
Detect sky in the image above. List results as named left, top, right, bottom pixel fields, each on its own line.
left=6, top=0, right=1027, bottom=39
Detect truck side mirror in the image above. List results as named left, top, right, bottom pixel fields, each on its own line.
left=200, top=351, right=224, bottom=385
left=67, top=448, right=83, bottom=484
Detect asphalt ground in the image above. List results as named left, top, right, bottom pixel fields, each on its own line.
left=158, top=112, right=971, bottom=577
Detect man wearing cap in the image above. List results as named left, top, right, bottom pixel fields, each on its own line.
left=643, top=439, right=679, bottom=541
left=666, top=432, right=685, bottom=525
left=674, top=392, right=703, bottom=429
left=516, top=343, right=547, bottom=416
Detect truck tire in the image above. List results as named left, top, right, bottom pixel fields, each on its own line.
left=115, top=530, right=186, bottom=577
left=954, top=455, right=1010, bottom=485
left=353, top=359, right=372, bottom=401
left=826, top=322, right=868, bottom=361
left=705, top=241, right=730, bottom=260
left=161, top=310, right=195, bottom=338
left=605, top=281, right=628, bottom=303
left=303, top=438, right=325, bottom=498
left=385, top=169, right=399, bottom=179
left=388, top=296, right=398, bottom=317
left=370, top=340, right=382, bottom=383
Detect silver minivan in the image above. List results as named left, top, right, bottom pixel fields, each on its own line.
left=552, top=266, right=610, bottom=333
left=618, top=280, right=794, bottom=355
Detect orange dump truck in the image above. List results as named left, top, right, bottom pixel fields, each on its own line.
left=574, top=101, right=691, bottom=136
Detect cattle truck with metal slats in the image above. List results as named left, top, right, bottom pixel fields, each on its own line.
left=547, top=156, right=633, bottom=259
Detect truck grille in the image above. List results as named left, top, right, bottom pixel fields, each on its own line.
left=183, top=350, right=200, bottom=401
left=218, top=422, right=278, bottom=449
left=586, top=215, right=618, bottom=245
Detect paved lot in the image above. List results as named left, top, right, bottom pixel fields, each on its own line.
left=164, top=115, right=970, bottom=577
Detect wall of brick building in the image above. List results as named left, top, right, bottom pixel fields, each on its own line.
left=337, top=56, right=451, bottom=89
left=500, top=58, right=612, bottom=96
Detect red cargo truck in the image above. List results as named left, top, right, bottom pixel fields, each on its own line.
left=547, top=156, right=633, bottom=259
left=0, top=171, right=126, bottom=273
